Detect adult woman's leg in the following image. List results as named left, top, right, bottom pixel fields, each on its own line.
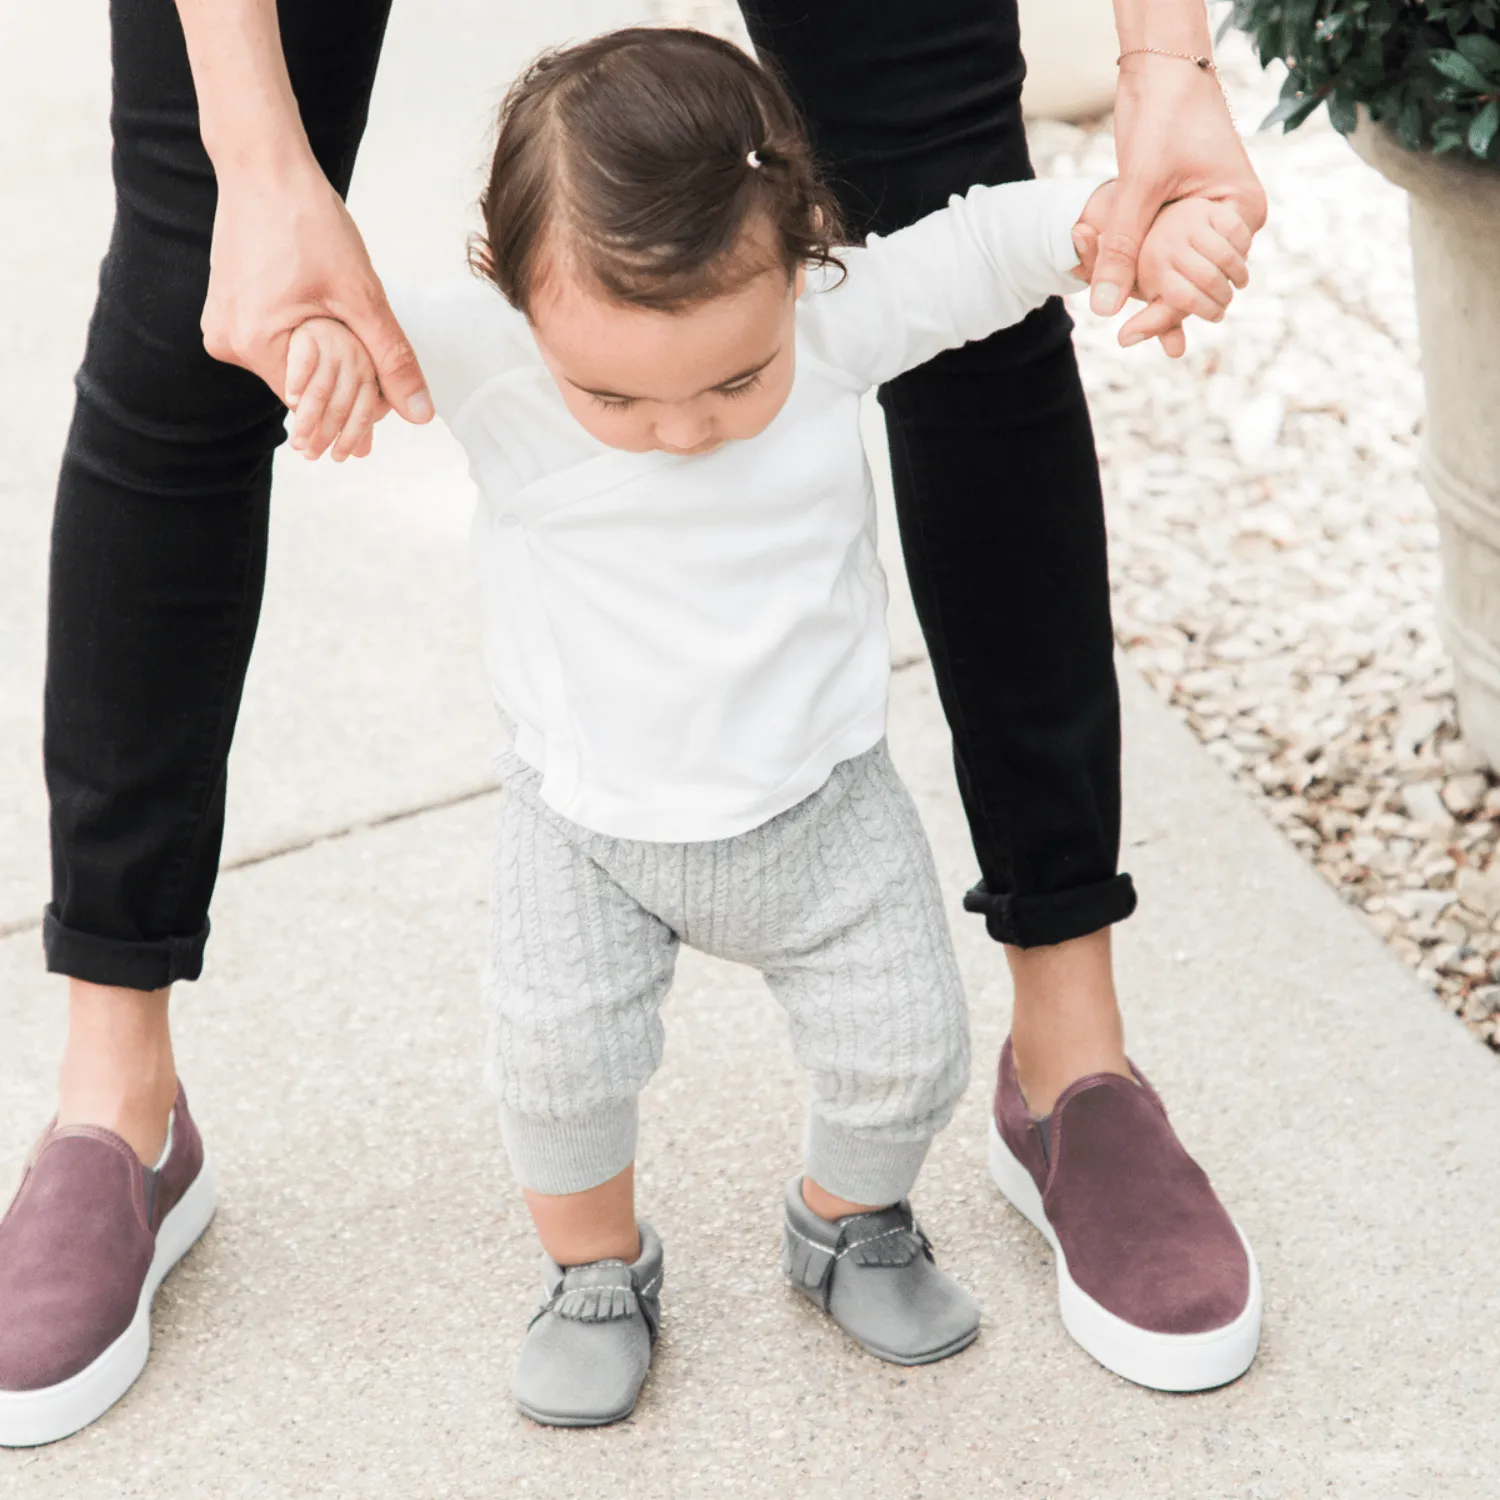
left=739, top=1, right=1262, bottom=1391
left=0, top=0, right=394, bottom=1445
left=43, top=0, right=394, bottom=1161
left=738, top=0, right=1134, bottom=1111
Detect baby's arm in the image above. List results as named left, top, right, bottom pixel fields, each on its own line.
left=802, top=177, right=1107, bottom=388
left=805, top=179, right=1252, bottom=384
left=1071, top=187, right=1252, bottom=358
left=284, top=317, right=387, bottom=461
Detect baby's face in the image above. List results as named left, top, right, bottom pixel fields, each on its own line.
left=529, top=249, right=803, bottom=457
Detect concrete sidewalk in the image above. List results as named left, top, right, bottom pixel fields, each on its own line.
left=3, top=2, right=1498, bottom=1496
left=3, top=664, right=1498, bottom=1499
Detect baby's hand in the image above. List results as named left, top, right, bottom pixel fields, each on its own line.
left=284, top=317, right=388, bottom=461
left=1123, top=197, right=1252, bottom=352
left=1071, top=185, right=1252, bottom=358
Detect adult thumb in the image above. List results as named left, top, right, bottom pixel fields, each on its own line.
left=1089, top=176, right=1160, bottom=317
left=352, top=293, right=434, bottom=424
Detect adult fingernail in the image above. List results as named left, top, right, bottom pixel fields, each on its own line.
left=1091, top=281, right=1123, bottom=316
left=1120, top=331, right=1143, bottom=347
left=408, top=389, right=434, bottom=421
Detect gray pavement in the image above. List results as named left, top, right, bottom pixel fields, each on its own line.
left=3, top=2, right=1499, bottom=1497
left=4, top=667, right=1499, bottom=1499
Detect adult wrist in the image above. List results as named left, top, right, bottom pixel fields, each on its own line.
left=1114, top=48, right=1233, bottom=115
left=1115, top=49, right=1221, bottom=83
left=200, top=116, right=318, bottom=186
left=1112, top=0, right=1213, bottom=57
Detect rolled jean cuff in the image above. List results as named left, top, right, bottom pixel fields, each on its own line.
left=42, top=907, right=208, bottom=990
left=962, top=872, right=1138, bottom=949
left=804, top=1117, right=933, bottom=1207
left=499, top=1098, right=639, bottom=1196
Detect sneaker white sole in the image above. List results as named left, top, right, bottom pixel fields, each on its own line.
left=0, top=1154, right=218, bottom=1448
left=988, top=1119, right=1261, bottom=1392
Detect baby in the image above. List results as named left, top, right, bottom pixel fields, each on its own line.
left=286, top=27, right=1250, bottom=1426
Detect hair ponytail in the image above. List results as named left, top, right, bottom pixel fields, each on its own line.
left=472, top=28, right=846, bottom=315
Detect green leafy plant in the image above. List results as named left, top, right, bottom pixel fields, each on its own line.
left=1231, top=0, right=1500, bottom=160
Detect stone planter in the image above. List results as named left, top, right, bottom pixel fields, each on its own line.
left=1349, top=112, right=1500, bottom=764
left=1017, top=0, right=1117, bottom=121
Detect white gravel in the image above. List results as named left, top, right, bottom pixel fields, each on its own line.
left=661, top=3, right=1499, bottom=1048
left=1034, top=38, right=1500, bottom=1048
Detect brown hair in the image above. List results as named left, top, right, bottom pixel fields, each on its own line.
left=470, top=27, right=845, bottom=315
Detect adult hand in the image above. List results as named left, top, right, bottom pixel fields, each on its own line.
left=201, top=153, right=432, bottom=431
left=1091, top=54, right=1268, bottom=345
left=1072, top=185, right=1253, bottom=358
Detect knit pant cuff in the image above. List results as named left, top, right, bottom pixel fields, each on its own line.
left=804, top=1117, right=933, bottom=1207
left=499, top=1099, right=638, bottom=1196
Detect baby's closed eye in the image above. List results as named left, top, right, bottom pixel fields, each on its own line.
left=588, top=372, right=763, bottom=414
left=716, top=373, right=762, bottom=401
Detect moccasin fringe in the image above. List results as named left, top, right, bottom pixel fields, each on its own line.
left=553, top=1282, right=638, bottom=1323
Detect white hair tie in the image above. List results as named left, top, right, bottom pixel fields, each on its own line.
left=746, top=149, right=762, bottom=169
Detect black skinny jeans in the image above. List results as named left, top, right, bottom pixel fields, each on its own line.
left=43, top=0, right=1135, bottom=991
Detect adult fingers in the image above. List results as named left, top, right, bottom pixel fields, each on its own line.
left=1090, top=173, right=1163, bottom=316
left=1158, top=323, right=1188, bottom=359
left=331, top=382, right=386, bottom=463
left=341, top=288, right=433, bottom=424
left=1118, top=298, right=1185, bottom=349
left=1221, top=174, right=1269, bottom=236
left=1208, top=203, right=1256, bottom=257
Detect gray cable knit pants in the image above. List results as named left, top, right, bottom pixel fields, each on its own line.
left=485, top=739, right=970, bottom=1204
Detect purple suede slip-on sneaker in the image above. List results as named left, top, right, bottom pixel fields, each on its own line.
left=989, top=1038, right=1261, bottom=1392
left=0, top=1082, right=217, bottom=1447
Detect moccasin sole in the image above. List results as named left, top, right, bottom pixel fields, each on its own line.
left=514, top=1393, right=641, bottom=1428
left=988, top=1120, right=1261, bottom=1392
left=0, top=1155, right=218, bottom=1447
left=847, top=1321, right=980, bottom=1367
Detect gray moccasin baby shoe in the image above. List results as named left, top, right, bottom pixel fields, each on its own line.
left=513, top=1222, right=663, bottom=1427
left=782, top=1178, right=979, bottom=1365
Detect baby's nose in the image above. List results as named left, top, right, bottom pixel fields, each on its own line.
left=653, top=411, right=712, bottom=453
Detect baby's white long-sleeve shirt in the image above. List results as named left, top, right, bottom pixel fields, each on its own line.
left=392, top=175, right=1102, bottom=841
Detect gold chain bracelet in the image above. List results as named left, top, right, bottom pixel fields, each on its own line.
left=1117, top=47, right=1235, bottom=124
left=1117, top=47, right=1217, bottom=71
